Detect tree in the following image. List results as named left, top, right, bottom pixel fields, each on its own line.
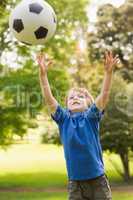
left=100, top=75, right=133, bottom=181
left=87, top=0, right=133, bottom=82
left=0, top=0, right=88, bottom=146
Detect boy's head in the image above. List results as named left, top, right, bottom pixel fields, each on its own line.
left=66, top=87, right=94, bottom=113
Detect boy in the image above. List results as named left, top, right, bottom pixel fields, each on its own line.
left=37, top=51, right=119, bottom=200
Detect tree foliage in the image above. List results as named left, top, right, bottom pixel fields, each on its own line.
left=87, top=0, right=133, bottom=82
left=0, top=0, right=88, bottom=146
left=100, top=75, right=133, bottom=181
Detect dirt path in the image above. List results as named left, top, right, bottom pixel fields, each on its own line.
left=0, top=185, right=133, bottom=193
left=111, top=185, right=133, bottom=193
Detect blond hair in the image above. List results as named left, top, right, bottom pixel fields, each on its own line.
left=65, top=87, right=94, bottom=107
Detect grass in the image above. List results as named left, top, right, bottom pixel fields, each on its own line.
left=0, top=192, right=67, bottom=200
left=0, top=144, right=132, bottom=200
left=112, top=193, right=133, bottom=200
left=0, top=192, right=132, bottom=200
left=0, top=144, right=67, bottom=188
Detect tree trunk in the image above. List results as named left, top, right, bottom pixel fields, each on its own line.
left=119, top=152, right=130, bottom=182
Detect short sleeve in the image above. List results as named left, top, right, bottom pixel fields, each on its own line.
left=86, top=103, right=104, bottom=122
left=51, top=104, right=67, bottom=125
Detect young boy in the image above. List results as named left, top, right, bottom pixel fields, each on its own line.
left=37, top=51, right=119, bottom=200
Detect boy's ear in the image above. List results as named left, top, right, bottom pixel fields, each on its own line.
left=86, top=95, right=94, bottom=106
left=86, top=97, right=91, bottom=106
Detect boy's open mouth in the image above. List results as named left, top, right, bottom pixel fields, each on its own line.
left=72, top=102, right=80, bottom=105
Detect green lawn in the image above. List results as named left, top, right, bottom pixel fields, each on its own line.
left=0, top=192, right=67, bottom=200
left=0, top=144, right=132, bottom=200
left=0, top=192, right=132, bottom=200
left=0, top=144, right=67, bottom=188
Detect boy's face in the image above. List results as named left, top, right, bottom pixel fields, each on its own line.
left=67, top=91, right=91, bottom=112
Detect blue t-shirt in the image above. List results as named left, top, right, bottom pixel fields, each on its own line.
left=51, top=103, right=104, bottom=181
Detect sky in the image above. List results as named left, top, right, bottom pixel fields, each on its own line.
left=88, top=0, right=126, bottom=22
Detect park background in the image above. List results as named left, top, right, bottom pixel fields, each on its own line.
left=0, top=0, right=133, bottom=199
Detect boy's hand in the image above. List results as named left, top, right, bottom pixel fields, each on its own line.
left=37, top=53, right=53, bottom=76
left=104, top=51, right=120, bottom=73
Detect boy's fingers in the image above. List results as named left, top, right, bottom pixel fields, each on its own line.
left=37, top=53, right=43, bottom=58
left=36, top=53, right=54, bottom=69
left=37, top=52, right=45, bottom=59
left=113, top=55, right=119, bottom=61
left=105, top=51, right=108, bottom=58
left=114, top=58, right=119, bottom=62
left=105, top=52, right=107, bottom=60
left=109, top=50, right=112, bottom=56
left=115, top=58, right=120, bottom=64
left=37, top=54, right=42, bottom=61
left=114, top=55, right=119, bottom=60
left=113, top=58, right=120, bottom=65
left=105, top=51, right=110, bottom=60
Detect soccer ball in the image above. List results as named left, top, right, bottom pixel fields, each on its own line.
left=9, top=0, right=57, bottom=45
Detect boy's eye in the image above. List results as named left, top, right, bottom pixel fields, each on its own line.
left=79, top=95, right=84, bottom=99
left=70, top=96, right=74, bottom=99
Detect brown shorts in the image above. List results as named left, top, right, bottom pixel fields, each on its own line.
left=68, top=175, right=112, bottom=200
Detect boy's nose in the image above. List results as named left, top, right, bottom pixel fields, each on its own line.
left=73, top=96, right=78, bottom=100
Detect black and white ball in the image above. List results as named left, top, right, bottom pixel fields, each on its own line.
left=9, top=0, right=57, bottom=45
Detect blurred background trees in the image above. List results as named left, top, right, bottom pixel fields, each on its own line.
left=87, top=0, right=133, bottom=82
left=0, top=0, right=87, bottom=146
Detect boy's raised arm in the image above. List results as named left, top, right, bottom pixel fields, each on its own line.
left=37, top=53, right=58, bottom=114
left=95, top=51, right=120, bottom=111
